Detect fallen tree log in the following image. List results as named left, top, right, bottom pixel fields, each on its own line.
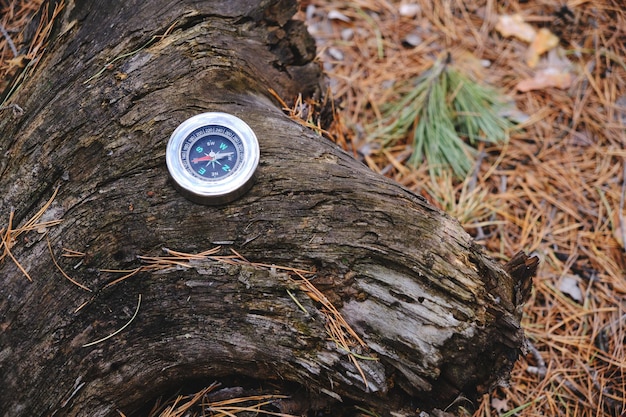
left=0, top=0, right=537, bottom=416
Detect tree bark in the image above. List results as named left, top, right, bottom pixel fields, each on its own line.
left=0, top=1, right=537, bottom=416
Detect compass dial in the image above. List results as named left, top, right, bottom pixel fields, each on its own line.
left=182, top=125, right=242, bottom=181
left=166, top=113, right=259, bottom=205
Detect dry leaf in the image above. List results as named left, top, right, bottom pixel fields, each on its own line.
left=611, top=210, right=626, bottom=249
left=495, top=14, right=536, bottom=43
left=328, top=10, right=351, bottom=22
left=5, top=55, right=30, bottom=68
left=559, top=275, right=583, bottom=303
left=545, top=48, right=573, bottom=70
left=491, top=397, right=509, bottom=413
left=327, top=47, right=344, bottom=61
left=399, top=4, right=421, bottom=18
left=516, top=67, right=573, bottom=92
left=402, top=33, right=422, bottom=47
left=341, top=28, right=354, bottom=41
left=527, top=28, right=560, bottom=68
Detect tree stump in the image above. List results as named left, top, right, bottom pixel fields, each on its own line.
left=0, top=1, right=537, bottom=416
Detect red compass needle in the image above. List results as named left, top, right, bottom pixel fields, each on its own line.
left=192, top=155, right=213, bottom=163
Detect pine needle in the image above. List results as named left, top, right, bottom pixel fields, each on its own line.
left=105, top=246, right=373, bottom=388
left=82, top=294, right=142, bottom=348
left=154, top=388, right=294, bottom=417
left=46, top=237, right=92, bottom=292
left=0, top=186, right=62, bottom=281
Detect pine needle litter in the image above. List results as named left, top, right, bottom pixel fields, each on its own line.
left=305, top=0, right=626, bottom=415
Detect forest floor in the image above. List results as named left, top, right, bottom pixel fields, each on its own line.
left=2, top=0, right=625, bottom=416
left=301, top=1, right=626, bottom=416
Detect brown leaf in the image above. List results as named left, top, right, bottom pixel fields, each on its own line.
left=559, top=275, right=583, bottom=303
left=516, top=68, right=573, bottom=92
left=5, top=55, right=30, bottom=68
left=495, top=14, right=536, bottom=43
left=491, top=397, right=509, bottom=413
left=527, top=28, right=560, bottom=68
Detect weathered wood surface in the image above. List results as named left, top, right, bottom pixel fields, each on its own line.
left=0, top=1, right=536, bottom=416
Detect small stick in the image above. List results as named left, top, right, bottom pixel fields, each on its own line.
left=0, top=103, right=24, bottom=115
left=0, top=22, right=18, bottom=57
left=619, top=161, right=626, bottom=252
left=525, top=340, right=546, bottom=379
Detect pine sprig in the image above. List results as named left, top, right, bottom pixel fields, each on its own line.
left=368, top=54, right=514, bottom=177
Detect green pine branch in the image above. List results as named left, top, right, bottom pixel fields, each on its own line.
left=367, top=54, right=514, bottom=178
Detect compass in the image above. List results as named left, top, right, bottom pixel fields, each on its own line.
left=166, top=112, right=260, bottom=205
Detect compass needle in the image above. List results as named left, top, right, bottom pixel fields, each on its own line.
left=166, top=112, right=260, bottom=205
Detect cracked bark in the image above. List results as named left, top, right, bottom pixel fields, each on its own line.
left=0, top=0, right=537, bottom=416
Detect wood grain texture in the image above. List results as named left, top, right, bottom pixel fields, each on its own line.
left=0, top=1, right=535, bottom=415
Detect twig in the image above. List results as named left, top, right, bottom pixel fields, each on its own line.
left=619, top=160, right=626, bottom=252
left=82, top=294, right=142, bottom=347
left=525, top=341, right=546, bottom=379
left=467, top=149, right=486, bottom=193
left=0, top=103, right=24, bottom=115
left=0, top=22, right=18, bottom=57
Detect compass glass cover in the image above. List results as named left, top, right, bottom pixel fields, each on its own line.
left=182, top=125, right=244, bottom=181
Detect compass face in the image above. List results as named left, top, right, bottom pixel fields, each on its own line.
left=182, top=125, right=243, bottom=181
left=166, top=113, right=259, bottom=205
